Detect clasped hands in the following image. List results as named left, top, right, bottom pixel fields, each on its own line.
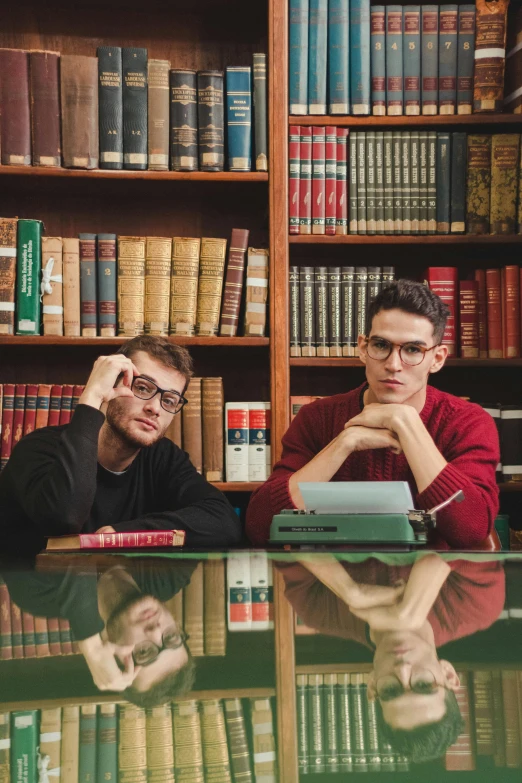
left=341, top=402, right=417, bottom=456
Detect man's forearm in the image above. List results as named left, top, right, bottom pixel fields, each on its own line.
left=394, top=414, right=447, bottom=495
left=398, top=554, right=451, bottom=625
left=289, top=433, right=351, bottom=508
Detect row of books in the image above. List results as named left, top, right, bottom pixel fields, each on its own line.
left=0, top=219, right=269, bottom=340
left=289, top=129, right=522, bottom=236
left=0, top=696, right=277, bottom=783
left=290, top=0, right=517, bottom=116
left=0, top=48, right=268, bottom=173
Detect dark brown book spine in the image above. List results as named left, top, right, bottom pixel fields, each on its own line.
left=60, top=55, right=99, bottom=169
left=473, top=0, right=509, bottom=112
left=0, top=49, right=31, bottom=165
left=314, top=266, right=329, bottom=357
left=0, top=217, right=18, bottom=335
left=29, top=51, right=61, bottom=167
left=459, top=280, right=479, bottom=358
left=201, top=377, right=224, bottom=482
left=219, top=228, right=250, bottom=336
left=182, top=377, right=203, bottom=473
left=224, top=698, right=253, bottom=782
left=474, top=268, right=488, bottom=358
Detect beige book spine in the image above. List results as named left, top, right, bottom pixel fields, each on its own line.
left=183, top=561, right=204, bottom=656
left=202, top=376, right=224, bottom=481
left=118, top=705, right=147, bottom=783
left=164, top=588, right=184, bottom=628
left=170, top=237, right=200, bottom=335
left=146, top=705, right=175, bottom=783
left=145, top=236, right=172, bottom=335
left=243, top=247, right=269, bottom=336
left=0, top=711, right=9, bottom=783
left=118, top=236, right=146, bottom=336
left=182, top=377, right=202, bottom=473
left=41, top=236, right=64, bottom=335
left=60, top=705, right=80, bottom=783
left=200, top=700, right=231, bottom=778
left=62, top=238, right=81, bottom=336
left=172, top=700, right=205, bottom=782
left=164, top=412, right=183, bottom=448
left=196, top=237, right=227, bottom=336
left=60, top=55, right=99, bottom=169
left=39, top=707, right=62, bottom=779
left=250, top=697, right=277, bottom=780
left=203, top=559, right=226, bottom=655
left=148, top=59, right=171, bottom=171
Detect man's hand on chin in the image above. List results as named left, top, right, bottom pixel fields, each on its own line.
left=345, top=402, right=417, bottom=435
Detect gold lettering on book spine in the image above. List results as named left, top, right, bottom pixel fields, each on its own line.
left=118, top=236, right=146, bottom=335
left=144, top=237, right=172, bottom=335
left=490, top=134, right=520, bottom=235
left=118, top=705, right=148, bottom=783
left=170, top=238, right=201, bottom=335
left=196, top=238, right=227, bottom=336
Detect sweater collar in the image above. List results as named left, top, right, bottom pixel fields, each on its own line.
left=359, top=382, right=437, bottom=423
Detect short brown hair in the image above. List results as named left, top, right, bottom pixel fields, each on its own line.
left=117, top=336, right=194, bottom=391
left=123, top=652, right=196, bottom=708
left=367, top=279, right=450, bottom=343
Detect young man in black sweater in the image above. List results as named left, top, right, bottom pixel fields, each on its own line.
left=0, top=336, right=242, bottom=557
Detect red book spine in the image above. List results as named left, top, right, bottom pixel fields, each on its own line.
left=445, top=671, right=475, bottom=770
left=58, top=618, right=73, bottom=655
left=71, top=385, right=85, bottom=414
left=59, top=384, right=74, bottom=425
left=312, top=127, right=326, bottom=235
left=11, top=383, right=26, bottom=452
left=336, top=128, right=348, bottom=235
left=474, top=268, right=488, bottom=358
left=0, top=383, right=15, bottom=471
left=75, top=530, right=186, bottom=548
left=426, top=267, right=458, bottom=357
left=325, top=126, right=337, bottom=235
left=486, top=268, right=503, bottom=358
left=23, top=383, right=39, bottom=436
left=48, top=384, right=63, bottom=426
left=289, top=125, right=300, bottom=235
left=21, top=612, right=36, bottom=658
left=299, top=126, right=312, bottom=235
left=0, top=580, right=13, bottom=660
left=504, top=265, right=520, bottom=357
left=10, top=602, right=23, bottom=659
left=0, top=49, right=31, bottom=165
left=459, top=281, right=479, bottom=358
left=47, top=617, right=62, bottom=655
left=34, top=616, right=51, bottom=657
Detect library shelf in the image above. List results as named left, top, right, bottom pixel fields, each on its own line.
left=0, top=336, right=269, bottom=347
left=289, top=234, right=522, bottom=245
left=289, top=113, right=522, bottom=128
left=290, top=357, right=522, bottom=368
left=0, top=166, right=268, bottom=183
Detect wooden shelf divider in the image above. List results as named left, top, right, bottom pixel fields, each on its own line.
left=0, top=336, right=269, bottom=347
left=290, top=234, right=522, bottom=245
left=0, top=166, right=268, bottom=183
left=289, top=113, right=522, bottom=128
left=290, top=356, right=522, bottom=367
left=213, top=482, right=263, bottom=492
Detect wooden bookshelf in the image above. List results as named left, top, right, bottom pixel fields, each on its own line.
left=213, top=482, right=263, bottom=492
left=0, top=166, right=268, bottom=182
left=290, top=357, right=522, bottom=367
left=290, top=113, right=522, bottom=127
left=290, top=234, right=522, bottom=244
left=0, top=336, right=269, bottom=347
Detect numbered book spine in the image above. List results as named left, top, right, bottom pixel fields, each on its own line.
left=312, top=126, right=326, bottom=234
left=386, top=6, right=404, bottom=115
left=354, top=266, right=368, bottom=354
left=226, top=66, right=252, bottom=171
left=457, top=5, right=476, bottom=114
left=466, top=134, right=491, bottom=234
left=63, top=237, right=81, bottom=337
left=308, top=0, right=328, bottom=113
left=349, top=130, right=358, bottom=233
left=357, top=131, right=367, bottom=233
left=290, top=265, right=301, bottom=356
left=392, top=131, right=402, bottom=233
left=42, top=237, right=64, bottom=336
left=329, top=0, right=350, bottom=113
left=299, top=126, right=312, bottom=234
left=79, top=233, right=97, bottom=337
left=490, top=134, right=520, bottom=234
left=366, top=131, right=376, bottom=234
left=253, top=53, right=268, bottom=171
left=197, top=70, right=224, bottom=171
left=422, top=6, right=439, bottom=115
left=219, top=227, right=250, bottom=336
left=402, top=132, right=411, bottom=234
left=437, top=132, right=451, bottom=233
left=428, top=131, right=437, bottom=233
left=419, top=131, right=428, bottom=233
left=16, top=219, right=43, bottom=335
left=122, top=47, right=148, bottom=170
left=117, top=236, right=146, bottom=335
left=404, top=6, right=421, bottom=114
left=384, top=131, right=394, bottom=233
left=375, top=131, right=384, bottom=233
left=325, top=126, right=337, bottom=234
left=0, top=49, right=31, bottom=165
left=289, top=125, right=301, bottom=234
left=341, top=266, right=355, bottom=356
left=97, top=46, right=123, bottom=169
left=315, top=266, right=329, bottom=356
left=170, top=237, right=200, bottom=336
left=0, top=217, right=18, bottom=335
left=350, top=0, right=371, bottom=114
left=144, top=237, right=172, bottom=335
left=243, top=247, right=269, bottom=337
left=97, top=234, right=117, bottom=337
left=29, top=51, right=61, bottom=167
left=410, top=130, right=420, bottom=233
left=473, top=0, right=509, bottom=112
left=450, top=132, right=467, bottom=233
left=148, top=58, right=170, bottom=171
left=439, top=5, right=458, bottom=114
left=300, top=266, right=316, bottom=355
left=371, top=6, right=386, bottom=115
left=289, top=0, right=310, bottom=114
left=329, top=266, right=342, bottom=356
left=195, top=237, right=227, bottom=336
left=169, top=69, right=198, bottom=171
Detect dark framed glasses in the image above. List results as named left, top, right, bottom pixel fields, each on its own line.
left=131, top=375, right=187, bottom=414
left=364, top=337, right=441, bottom=367
left=376, top=669, right=444, bottom=702
left=132, top=627, right=189, bottom=667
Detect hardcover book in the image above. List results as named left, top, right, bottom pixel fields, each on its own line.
left=169, top=69, right=198, bottom=171
left=226, top=66, right=252, bottom=171
left=170, top=237, right=200, bottom=336
left=195, top=237, right=227, bottom=336
left=289, top=0, right=310, bottom=114
left=41, top=237, right=64, bottom=336
left=97, top=234, right=117, bottom=337
left=0, top=217, right=18, bottom=335
left=144, top=237, right=172, bottom=335
left=16, top=219, right=43, bottom=335
left=29, top=51, right=61, bottom=167
left=97, top=46, right=123, bottom=169
left=122, top=47, right=148, bottom=170
left=473, top=0, right=509, bottom=112
left=219, top=228, right=250, bottom=336
left=308, top=0, right=328, bottom=114
left=118, top=236, right=146, bottom=335
left=197, top=70, right=224, bottom=171
left=45, top=530, right=186, bottom=550
left=148, top=59, right=171, bottom=171
left=60, top=55, right=99, bottom=169
left=253, top=53, right=268, bottom=171
left=0, top=49, right=31, bottom=165
left=79, top=233, right=97, bottom=337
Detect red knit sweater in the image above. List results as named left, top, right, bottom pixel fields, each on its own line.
left=246, top=383, right=500, bottom=549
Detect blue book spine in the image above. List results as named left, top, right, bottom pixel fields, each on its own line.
left=457, top=5, right=475, bottom=115
left=386, top=6, right=404, bottom=115
left=328, top=0, right=350, bottom=113
left=289, top=0, right=310, bottom=114
left=450, top=132, right=467, bottom=233
left=403, top=6, right=421, bottom=115
left=308, top=0, right=328, bottom=113
left=97, top=234, right=117, bottom=336
left=350, top=0, right=371, bottom=114
left=226, top=67, right=252, bottom=171
left=421, top=5, right=439, bottom=115
left=439, top=5, right=458, bottom=115
left=371, top=6, right=386, bottom=115
left=436, top=132, right=451, bottom=233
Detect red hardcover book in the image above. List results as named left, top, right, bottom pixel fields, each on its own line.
left=486, top=268, right=503, bottom=358
left=445, top=671, right=475, bottom=770
left=71, top=385, right=84, bottom=414
left=0, top=49, right=31, bottom=165
left=474, top=268, right=488, bottom=358
left=325, top=127, right=337, bottom=235
left=504, top=265, right=520, bottom=357
left=11, top=383, right=26, bottom=452
left=0, top=579, right=13, bottom=660
left=459, top=281, right=479, bottom=358
left=48, top=384, right=63, bottom=426
left=289, top=125, right=300, bottom=235
left=47, top=617, right=62, bottom=656
left=58, top=618, right=73, bottom=655
left=35, top=383, right=52, bottom=429
left=425, top=267, right=458, bottom=357
left=10, top=602, right=23, bottom=659
left=29, top=51, right=61, bottom=167
left=0, top=383, right=15, bottom=471
left=336, top=128, right=348, bottom=235
left=59, top=384, right=74, bottom=425
left=299, top=126, right=312, bottom=235
left=23, top=383, right=39, bottom=436
left=21, top=612, right=37, bottom=658
left=501, top=669, right=522, bottom=767
left=219, top=228, right=250, bottom=337
left=34, top=616, right=51, bottom=657
left=312, top=127, right=326, bottom=235
left=501, top=267, right=506, bottom=358
left=45, top=529, right=186, bottom=550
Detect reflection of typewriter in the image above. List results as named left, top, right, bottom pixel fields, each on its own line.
left=269, top=482, right=464, bottom=547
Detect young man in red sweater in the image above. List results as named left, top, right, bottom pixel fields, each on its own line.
left=246, top=280, right=500, bottom=548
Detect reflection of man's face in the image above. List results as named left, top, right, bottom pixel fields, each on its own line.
left=106, top=594, right=188, bottom=693
left=367, top=631, right=459, bottom=730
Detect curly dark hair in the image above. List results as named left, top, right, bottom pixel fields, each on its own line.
left=123, top=651, right=196, bottom=708
left=117, top=335, right=194, bottom=393
left=366, top=279, right=450, bottom=343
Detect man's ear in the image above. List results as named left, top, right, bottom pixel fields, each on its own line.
left=440, top=660, right=460, bottom=691
left=428, top=343, right=448, bottom=375
left=357, top=335, right=368, bottom=365
left=366, top=670, right=377, bottom=701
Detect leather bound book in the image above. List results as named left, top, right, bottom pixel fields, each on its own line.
left=200, top=701, right=231, bottom=780
left=117, top=236, right=146, bottom=336
left=148, top=59, right=170, bottom=171
left=164, top=410, right=182, bottom=448
left=202, top=376, right=224, bottom=482
left=474, top=268, right=488, bottom=357
left=29, top=51, right=61, bottom=167
left=172, top=701, right=205, bottom=782
left=314, top=266, right=329, bottom=357
left=490, top=134, right=520, bottom=234
left=62, top=237, right=81, bottom=337
left=145, top=706, right=174, bottom=783
left=226, top=66, right=252, bottom=171
left=71, top=385, right=84, bottom=414
left=243, top=247, right=269, bottom=337
left=195, top=237, right=227, bottom=336
left=253, top=53, right=268, bottom=171
left=473, top=671, right=495, bottom=756
left=425, top=267, right=458, bottom=357
left=41, top=237, right=64, bottom=336
left=59, top=385, right=74, bottom=425
left=289, top=125, right=300, bottom=235
left=290, top=265, right=301, bottom=356
left=473, top=0, right=509, bottom=112
left=250, top=697, right=277, bottom=782
left=0, top=578, right=13, bottom=659
left=118, top=705, right=147, bottom=783
left=299, top=266, right=316, bottom=356
left=459, top=280, right=479, bottom=358
left=22, top=383, right=38, bottom=436
left=504, top=264, right=520, bottom=357
left=61, top=55, right=99, bottom=169
left=48, top=385, right=63, bottom=427
left=466, top=135, right=491, bottom=234
left=0, top=49, right=31, bottom=165
left=197, top=70, right=225, bottom=171
left=12, top=384, right=26, bottom=451
left=219, top=227, right=249, bottom=336
left=203, top=559, right=226, bottom=655
left=46, top=530, right=185, bottom=550
left=182, top=377, right=203, bottom=474
left=336, top=127, right=348, bottom=235
left=58, top=618, right=73, bottom=655
left=97, top=234, right=117, bottom=337
left=39, top=709, right=62, bottom=782
left=325, top=126, right=337, bottom=235
left=169, top=69, right=198, bottom=171
left=122, top=47, right=148, bottom=170
left=0, top=217, right=18, bottom=335
left=223, top=698, right=253, bottom=782
left=445, top=672, right=475, bottom=770
left=97, top=46, right=123, bottom=170
left=79, top=233, right=97, bottom=337
left=144, top=236, right=172, bottom=335
left=183, top=560, right=204, bottom=655
left=486, top=268, right=502, bottom=358
left=170, top=237, right=200, bottom=336
left=328, top=266, right=342, bottom=357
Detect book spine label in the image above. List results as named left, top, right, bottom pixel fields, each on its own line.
left=29, top=51, right=61, bottom=166
left=410, top=131, right=420, bottom=233
left=341, top=266, right=355, bottom=356
left=290, top=266, right=301, bottom=355
left=337, top=674, right=354, bottom=771
left=459, top=280, right=479, bottom=358
left=299, top=126, right=313, bottom=234
left=307, top=675, right=326, bottom=771
left=384, top=131, right=394, bottom=233
left=354, top=267, right=368, bottom=353
left=401, top=132, right=411, bottom=234
left=308, top=0, right=328, bottom=113
left=490, top=134, right=520, bottom=234
left=35, top=384, right=51, bottom=430
left=253, top=53, right=268, bottom=171
left=170, top=237, right=200, bottom=335
left=198, top=70, right=225, bottom=171
left=169, top=69, right=197, bottom=171
left=16, top=220, right=43, bottom=335
left=328, top=0, right=350, bottom=113
left=404, top=7, right=421, bottom=114
left=219, top=227, right=249, bottom=336
left=419, top=131, right=428, bottom=233
left=350, top=675, right=369, bottom=771
left=312, top=127, right=326, bottom=234
left=349, top=130, right=358, bottom=233
left=59, top=384, right=73, bottom=425
left=202, top=378, right=224, bottom=481
left=437, top=132, right=451, bottom=233
left=450, top=132, right=467, bottom=232
left=77, top=530, right=184, bottom=548
left=41, top=237, right=64, bottom=336
left=79, top=233, right=97, bottom=337
left=248, top=403, right=269, bottom=481
left=371, top=6, right=386, bottom=115
left=289, top=0, right=310, bottom=114
left=97, top=46, right=123, bottom=169
left=0, top=50, right=31, bottom=165
left=148, top=59, right=170, bottom=171
left=473, top=0, right=509, bottom=112
left=122, top=47, right=148, bottom=169
left=289, top=125, right=301, bottom=234
left=386, top=6, right=404, bottom=115
left=11, top=711, right=38, bottom=783
left=392, top=132, right=402, bottom=233
left=350, top=0, right=371, bottom=115
left=439, top=5, right=458, bottom=114
left=62, top=238, right=81, bottom=337
left=97, top=234, right=117, bottom=336
left=504, top=265, right=520, bottom=357
left=325, top=126, right=337, bottom=234
left=427, top=131, right=437, bottom=233
left=421, top=6, right=439, bottom=115
left=144, top=237, right=172, bottom=335
left=196, top=238, right=227, bottom=335
left=299, top=266, right=316, bottom=355
left=60, top=55, right=99, bottom=169
left=357, top=132, right=367, bottom=233
left=0, top=217, right=17, bottom=335
left=324, top=674, right=339, bottom=772
left=366, top=131, right=376, bottom=234
left=375, top=132, right=384, bottom=232
left=457, top=6, right=476, bottom=113
left=118, top=236, right=146, bottom=335
left=328, top=267, right=342, bottom=355
left=0, top=385, right=14, bottom=470
left=466, top=135, right=491, bottom=234
left=98, top=704, right=118, bottom=783
left=427, top=267, right=458, bottom=356
left=226, top=67, right=252, bottom=171
left=23, top=383, right=38, bottom=436
left=225, top=406, right=249, bottom=482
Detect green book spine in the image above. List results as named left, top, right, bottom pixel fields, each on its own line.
left=324, top=673, right=339, bottom=773
left=0, top=712, right=9, bottom=783
left=11, top=711, right=38, bottom=783
left=79, top=704, right=97, bottom=783
left=364, top=678, right=381, bottom=771
left=97, top=704, right=117, bottom=783
left=296, top=675, right=309, bottom=775
left=357, top=131, right=367, bottom=233
left=253, top=53, right=268, bottom=172
left=337, top=673, right=353, bottom=772
left=15, top=219, right=43, bottom=335
left=307, top=674, right=325, bottom=772
left=410, top=130, right=420, bottom=233
left=366, top=130, right=376, bottom=234
left=402, top=131, right=411, bottom=234
left=427, top=130, right=437, bottom=234
left=419, top=130, right=428, bottom=234
left=436, top=131, right=451, bottom=233
left=328, top=266, right=342, bottom=356
left=384, top=131, right=394, bottom=234
left=392, top=131, right=402, bottom=233
left=367, top=266, right=381, bottom=304
left=375, top=131, right=384, bottom=233
left=314, top=266, right=329, bottom=357
left=490, top=134, right=520, bottom=235
left=341, top=266, right=355, bottom=357
left=466, top=134, right=491, bottom=234
left=354, top=266, right=368, bottom=355
left=350, top=674, right=369, bottom=772
left=349, top=131, right=358, bottom=233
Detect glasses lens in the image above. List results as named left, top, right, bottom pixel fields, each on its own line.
left=163, top=625, right=184, bottom=649
left=161, top=393, right=184, bottom=414
left=399, top=343, right=425, bottom=366
left=411, top=669, right=437, bottom=694
left=376, top=676, right=404, bottom=702
left=367, top=338, right=392, bottom=361
left=133, top=641, right=159, bottom=666
left=133, top=378, right=157, bottom=400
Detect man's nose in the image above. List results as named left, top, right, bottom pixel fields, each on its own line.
left=143, top=393, right=162, bottom=415
left=384, top=347, right=402, bottom=372
left=394, top=663, right=412, bottom=687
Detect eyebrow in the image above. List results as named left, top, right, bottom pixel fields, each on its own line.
left=139, top=374, right=178, bottom=394
left=370, top=335, right=428, bottom=346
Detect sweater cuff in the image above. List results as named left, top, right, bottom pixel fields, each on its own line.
left=67, top=404, right=105, bottom=445
left=416, top=462, right=470, bottom=512
left=269, top=476, right=297, bottom=515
